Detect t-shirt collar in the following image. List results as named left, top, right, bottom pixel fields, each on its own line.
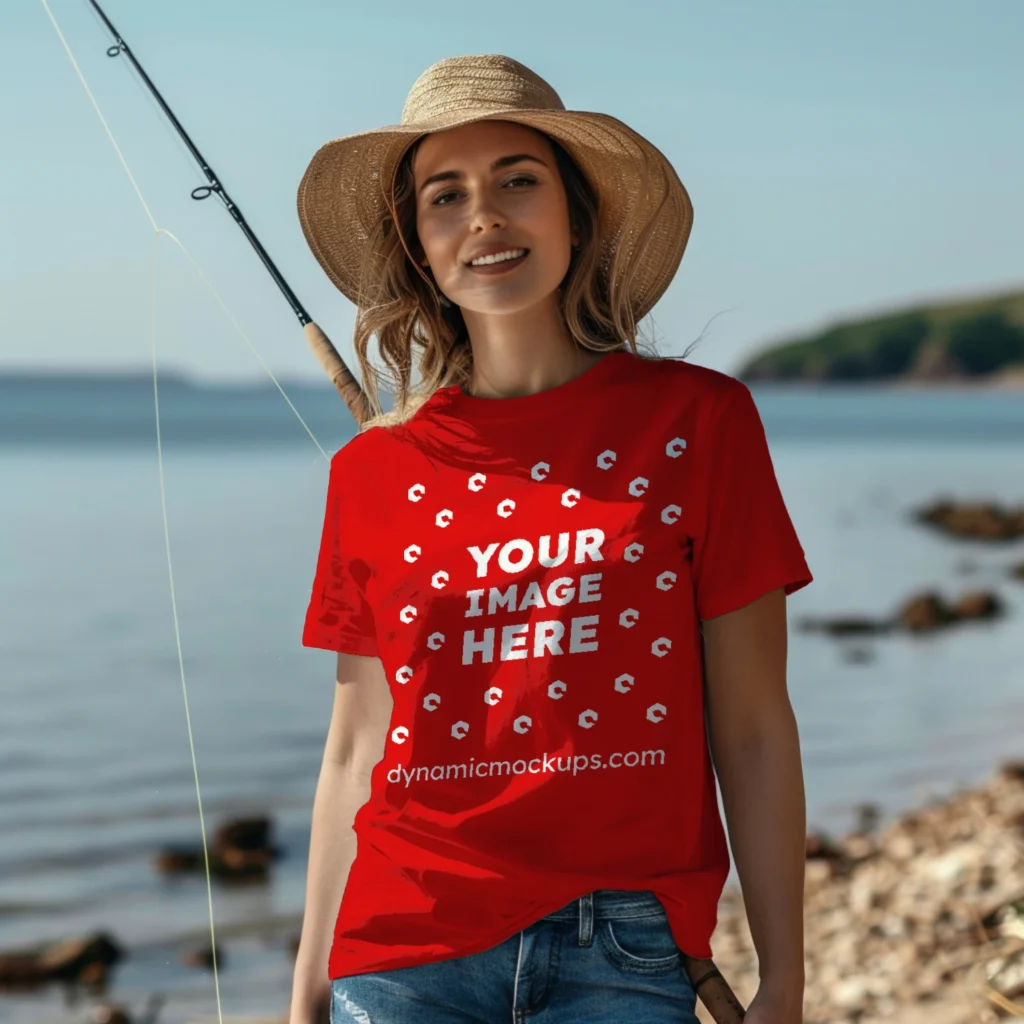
left=433, top=349, right=633, bottom=422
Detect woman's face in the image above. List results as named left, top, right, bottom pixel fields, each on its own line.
left=412, top=120, right=578, bottom=316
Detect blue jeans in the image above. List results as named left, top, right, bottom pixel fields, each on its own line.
left=330, top=889, right=698, bottom=1023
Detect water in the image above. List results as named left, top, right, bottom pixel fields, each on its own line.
left=1, top=382, right=1023, bottom=1022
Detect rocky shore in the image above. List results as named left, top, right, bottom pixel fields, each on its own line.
left=2, top=765, right=1022, bottom=1024
left=699, top=761, right=1024, bottom=1024
left=797, top=499, right=1023, bottom=644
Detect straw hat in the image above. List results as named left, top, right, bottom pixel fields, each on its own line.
left=296, top=53, right=693, bottom=321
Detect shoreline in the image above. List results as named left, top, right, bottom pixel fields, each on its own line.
left=0, top=754, right=1022, bottom=1024
left=744, top=372, right=1024, bottom=392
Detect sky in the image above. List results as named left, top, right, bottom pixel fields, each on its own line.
left=2, top=0, right=1022, bottom=382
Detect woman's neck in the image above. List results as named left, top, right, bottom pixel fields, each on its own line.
left=460, top=300, right=603, bottom=400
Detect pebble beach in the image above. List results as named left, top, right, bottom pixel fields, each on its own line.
left=701, top=760, right=1024, bottom=1023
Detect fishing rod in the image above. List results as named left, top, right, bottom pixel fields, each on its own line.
left=86, top=0, right=370, bottom=426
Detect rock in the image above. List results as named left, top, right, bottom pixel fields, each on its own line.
left=797, top=615, right=892, bottom=636
left=805, top=859, right=835, bottom=885
left=853, top=803, right=882, bottom=835
left=1004, top=976, right=1024, bottom=1002
left=0, top=932, right=123, bottom=990
left=879, top=915, right=909, bottom=938
left=91, top=1005, right=131, bottom=1024
left=951, top=590, right=1004, bottom=622
left=214, top=816, right=272, bottom=855
left=897, top=592, right=955, bottom=632
left=849, top=872, right=880, bottom=913
left=77, top=960, right=112, bottom=987
left=806, top=831, right=845, bottom=860
left=155, top=815, right=279, bottom=881
left=154, top=849, right=204, bottom=873
left=913, top=499, right=1024, bottom=542
left=981, top=890, right=1024, bottom=935
left=924, top=846, right=979, bottom=884
left=180, top=943, right=220, bottom=970
left=893, top=588, right=1004, bottom=632
left=92, top=993, right=165, bottom=1024
left=800, top=585, right=1007, bottom=645
left=842, top=834, right=877, bottom=862
left=832, top=975, right=872, bottom=1009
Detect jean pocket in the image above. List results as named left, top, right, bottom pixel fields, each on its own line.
left=597, top=914, right=683, bottom=975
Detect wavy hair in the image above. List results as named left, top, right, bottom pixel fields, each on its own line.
left=350, top=125, right=663, bottom=430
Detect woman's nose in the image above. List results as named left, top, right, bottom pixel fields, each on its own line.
left=466, top=193, right=508, bottom=231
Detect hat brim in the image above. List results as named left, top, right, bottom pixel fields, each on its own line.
left=296, top=107, right=692, bottom=321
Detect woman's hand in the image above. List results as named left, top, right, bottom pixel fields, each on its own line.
left=288, top=984, right=331, bottom=1024
left=742, top=983, right=804, bottom=1024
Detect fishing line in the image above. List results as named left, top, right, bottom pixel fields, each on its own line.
left=146, top=234, right=225, bottom=1024
left=37, top=1, right=338, bottom=1020
left=37, top=0, right=331, bottom=456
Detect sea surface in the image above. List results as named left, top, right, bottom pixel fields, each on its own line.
left=1, top=380, right=1023, bottom=1023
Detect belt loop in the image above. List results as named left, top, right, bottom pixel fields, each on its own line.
left=577, top=891, right=594, bottom=947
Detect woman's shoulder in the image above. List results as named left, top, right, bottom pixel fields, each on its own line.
left=328, top=422, right=396, bottom=477
left=625, top=350, right=753, bottom=408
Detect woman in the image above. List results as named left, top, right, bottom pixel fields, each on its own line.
left=290, top=54, right=812, bottom=1024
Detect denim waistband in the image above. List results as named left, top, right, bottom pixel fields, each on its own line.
left=542, top=889, right=667, bottom=922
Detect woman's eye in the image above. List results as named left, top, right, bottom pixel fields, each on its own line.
left=432, top=176, right=536, bottom=206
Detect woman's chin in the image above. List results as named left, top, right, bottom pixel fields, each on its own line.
left=454, top=280, right=565, bottom=316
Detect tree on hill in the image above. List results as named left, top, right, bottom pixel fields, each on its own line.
left=946, top=312, right=1024, bottom=375
left=825, top=314, right=930, bottom=380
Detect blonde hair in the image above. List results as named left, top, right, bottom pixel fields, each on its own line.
left=350, top=125, right=661, bottom=431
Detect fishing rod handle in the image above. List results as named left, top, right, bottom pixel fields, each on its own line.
left=303, top=322, right=371, bottom=428
left=682, top=955, right=747, bottom=1024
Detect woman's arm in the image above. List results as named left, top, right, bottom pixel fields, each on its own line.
left=289, top=652, right=393, bottom=1024
left=701, top=586, right=806, bottom=1019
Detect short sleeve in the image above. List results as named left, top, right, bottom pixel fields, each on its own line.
left=691, top=382, right=813, bottom=621
left=301, top=454, right=379, bottom=657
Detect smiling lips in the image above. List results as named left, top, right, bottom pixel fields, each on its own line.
left=467, top=248, right=529, bottom=275
left=468, top=247, right=528, bottom=266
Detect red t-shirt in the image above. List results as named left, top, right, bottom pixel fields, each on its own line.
left=302, top=349, right=812, bottom=979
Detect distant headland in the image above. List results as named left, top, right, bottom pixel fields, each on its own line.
left=737, top=285, right=1024, bottom=387
left=0, top=370, right=330, bottom=392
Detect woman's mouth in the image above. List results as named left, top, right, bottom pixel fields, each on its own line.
left=466, top=249, right=530, bottom=275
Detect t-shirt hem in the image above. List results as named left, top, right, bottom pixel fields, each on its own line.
left=698, top=565, right=813, bottom=622
left=327, top=896, right=585, bottom=980
left=301, top=628, right=379, bottom=658
left=327, top=884, right=720, bottom=979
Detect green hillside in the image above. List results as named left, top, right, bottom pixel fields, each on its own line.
left=737, top=286, right=1024, bottom=383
